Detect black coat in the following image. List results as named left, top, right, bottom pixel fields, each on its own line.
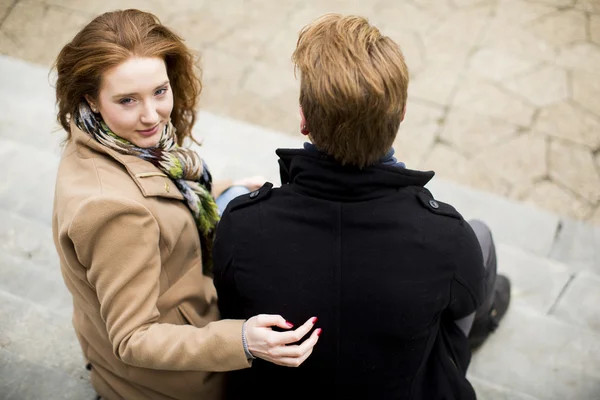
left=213, top=148, right=485, bottom=400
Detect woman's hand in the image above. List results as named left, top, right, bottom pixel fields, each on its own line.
left=244, top=315, right=321, bottom=367
left=232, top=175, right=268, bottom=191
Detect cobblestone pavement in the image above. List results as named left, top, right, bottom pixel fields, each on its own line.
left=1, top=0, right=599, bottom=224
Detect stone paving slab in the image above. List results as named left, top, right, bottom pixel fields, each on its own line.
left=469, top=306, right=600, bottom=400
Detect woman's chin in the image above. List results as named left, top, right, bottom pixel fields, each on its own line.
left=134, top=133, right=161, bottom=148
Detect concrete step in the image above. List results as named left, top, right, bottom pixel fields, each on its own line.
left=468, top=376, right=540, bottom=400
left=469, top=305, right=600, bottom=400
left=496, top=243, right=572, bottom=315
left=427, top=179, right=600, bottom=275
left=0, top=348, right=96, bottom=400
left=0, top=137, right=59, bottom=225
left=0, top=289, right=86, bottom=379
left=549, top=271, right=600, bottom=333
left=0, top=252, right=72, bottom=315
left=0, top=207, right=57, bottom=263
left=0, top=55, right=63, bottom=154
left=0, top=115, right=64, bottom=157
left=467, top=244, right=600, bottom=399
left=548, top=218, right=600, bottom=275
left=0, top=215, right=595, bottom=399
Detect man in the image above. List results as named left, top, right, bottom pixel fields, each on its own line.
left=213, top=13, right=510, bottom=400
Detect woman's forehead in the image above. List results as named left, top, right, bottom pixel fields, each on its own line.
left=101, top=57, right=168, bottom=95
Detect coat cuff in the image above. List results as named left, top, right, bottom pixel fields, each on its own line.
left=211, top=319, right=253, bottom=370
left=241, top=321, right=256, bottom=360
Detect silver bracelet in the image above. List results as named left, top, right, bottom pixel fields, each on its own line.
left=241, top=321, right=256, bottom=360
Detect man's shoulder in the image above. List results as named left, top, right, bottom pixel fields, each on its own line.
left=410, top=189, right=482, bottom=262
left=225, top=182, right=275, bottom=213
left=412, top=188, right=465, bottom=222
left=215, top=182, right=277, bottom=245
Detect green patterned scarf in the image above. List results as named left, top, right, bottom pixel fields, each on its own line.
left=75, top=102, right=219, bottom=275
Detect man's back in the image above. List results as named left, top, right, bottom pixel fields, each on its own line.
left=213, top=150, right=485, bottom=400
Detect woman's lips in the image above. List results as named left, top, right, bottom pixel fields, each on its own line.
left=137, top=124, right=160, bottom=137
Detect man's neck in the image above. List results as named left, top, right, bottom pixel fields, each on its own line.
left=302, top=142, right=406, bottom=168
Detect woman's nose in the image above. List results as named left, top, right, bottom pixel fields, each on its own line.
left=140, top=102, right=159, bottom=125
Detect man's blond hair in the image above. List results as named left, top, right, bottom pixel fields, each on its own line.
left=293, top=14, right=409, bottom=168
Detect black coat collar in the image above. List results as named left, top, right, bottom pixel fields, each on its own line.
left=276, top=148, right=435, bottom=202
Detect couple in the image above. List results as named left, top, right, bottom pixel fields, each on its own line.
left=52, top=8, right=510, bottom=400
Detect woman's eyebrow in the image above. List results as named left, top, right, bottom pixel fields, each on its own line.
left=112, top=80, right=170, bottom=99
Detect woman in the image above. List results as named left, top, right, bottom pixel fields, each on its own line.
left=51, top=9, right=319, bottom=400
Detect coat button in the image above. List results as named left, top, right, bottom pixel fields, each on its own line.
left=249, top=190, right=259, bottom=198
left=429, top=199, right=439, bottom=209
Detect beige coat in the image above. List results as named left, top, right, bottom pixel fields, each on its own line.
left=52, top=123, right=251, bottom=400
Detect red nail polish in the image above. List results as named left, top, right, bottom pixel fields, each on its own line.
left=312, top=317, right=318, bottom=324
left=286, top=321, right=294, bottom=328
left=317, top=328, right=322, bottom=336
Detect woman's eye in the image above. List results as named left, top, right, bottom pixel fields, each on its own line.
left=155, top=87, right=168, bottom=96
left=119, top=98, right=133, bottom=105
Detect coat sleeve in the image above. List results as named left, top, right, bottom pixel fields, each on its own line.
left=212, top=207, right=242, bottom=320
left=68, top=195, right=250, bottom=372
left=446, top=221, right=486, bottom=320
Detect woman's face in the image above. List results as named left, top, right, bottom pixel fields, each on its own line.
left=87, top=57, right=174, bottom=148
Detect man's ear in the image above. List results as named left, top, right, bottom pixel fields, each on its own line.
left=300, top=106, right=309, bottom=135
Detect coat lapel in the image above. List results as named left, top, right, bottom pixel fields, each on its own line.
left=71, top=122, right=184, bottom=201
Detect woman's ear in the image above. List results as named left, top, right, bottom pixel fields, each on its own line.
left=84, top=94, right=99, bottom=113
